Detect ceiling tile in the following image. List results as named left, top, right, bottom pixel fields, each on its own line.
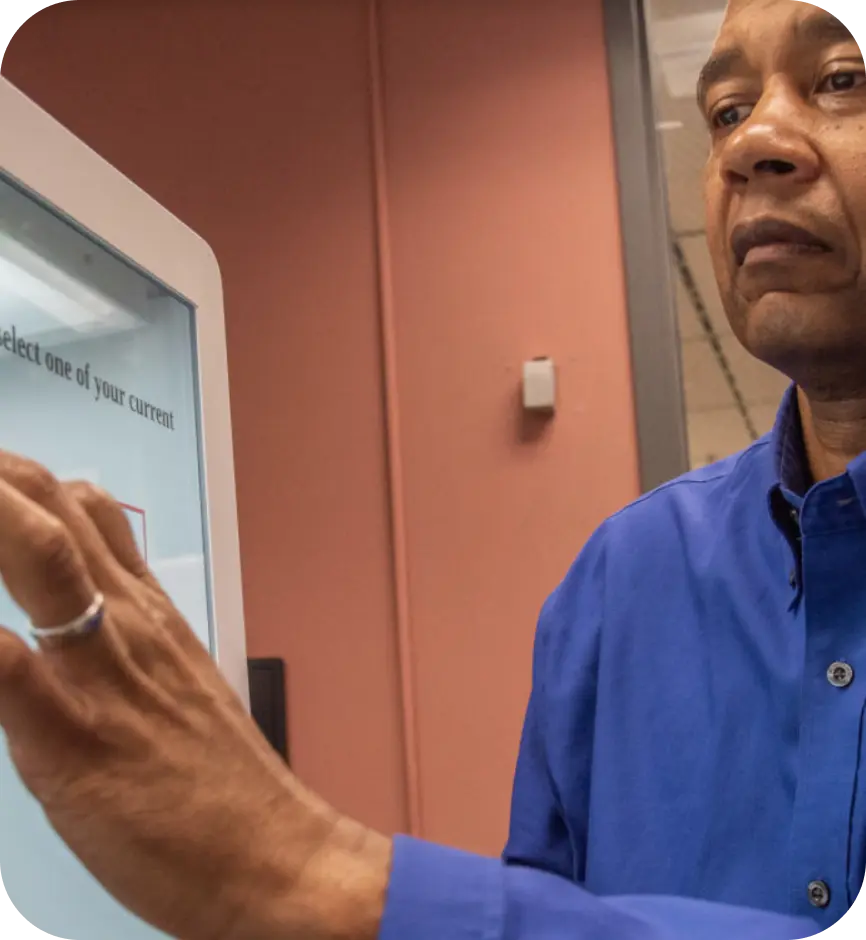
left=687, top=407, right=753, bottom=469
left=681, top=337, right=734, bottom=413
left=721, top=337, right=791, bottom=409
left=659, top=122, right=708, bottom=234
left=675, top=268, right=704, bottom=342
left=648, top=2, right=722, bottom=237
left=749, top=402, right=783, bottom=438
left=678, top=234, right=732, bottom=337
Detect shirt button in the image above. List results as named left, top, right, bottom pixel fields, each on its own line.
left=827, top=662, right=854, bottom=689
left=808, top=880, right=831, bottom=909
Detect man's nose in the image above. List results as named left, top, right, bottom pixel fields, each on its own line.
left=720, top=119, right=820, bottom=189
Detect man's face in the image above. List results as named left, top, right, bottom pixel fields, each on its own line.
left=702, top=0, right=866, bottom=391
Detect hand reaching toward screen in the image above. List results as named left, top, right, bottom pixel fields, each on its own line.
left=0, top=451, right=390, bottom=940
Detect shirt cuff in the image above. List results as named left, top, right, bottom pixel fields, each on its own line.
left=378, top=835, right=502, bottom=940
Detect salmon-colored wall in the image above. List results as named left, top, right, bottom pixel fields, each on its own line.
left=4, top=0, right=639, bottom=855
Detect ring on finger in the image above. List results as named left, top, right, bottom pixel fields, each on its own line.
left=29, top=593, right=106, bottom=643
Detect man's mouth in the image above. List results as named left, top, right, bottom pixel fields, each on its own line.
left=730, top=219, right=832, bottom=267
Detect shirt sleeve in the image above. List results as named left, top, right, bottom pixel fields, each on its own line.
left=503, top=531, right=605, bottom=880
left=378, top=836, right=819, bottom=940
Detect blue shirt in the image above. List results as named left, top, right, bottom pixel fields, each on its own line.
left=379, top=386, right=865, bottom=939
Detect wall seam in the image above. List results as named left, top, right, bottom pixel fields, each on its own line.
left=365, top=0, right=424, bottom=838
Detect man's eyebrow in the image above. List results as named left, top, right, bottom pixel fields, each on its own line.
left=696, top=47, right=744, bottom=110
left=695, top=13, right=860, bottom=109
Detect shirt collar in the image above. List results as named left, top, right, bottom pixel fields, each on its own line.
left=771, top=385, right=811, bottom=498
left=769, top=383, right=866, bottom=513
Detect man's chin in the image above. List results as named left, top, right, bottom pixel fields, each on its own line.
left=736, top=294, right=866, bottom=386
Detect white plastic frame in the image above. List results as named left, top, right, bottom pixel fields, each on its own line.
left=0, top=77, right=249, bottom=706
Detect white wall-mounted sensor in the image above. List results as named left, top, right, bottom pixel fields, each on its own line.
left=522, top=357, right=556, bottom=413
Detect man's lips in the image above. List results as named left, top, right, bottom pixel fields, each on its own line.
left=730, top=219, right=832, bottom=267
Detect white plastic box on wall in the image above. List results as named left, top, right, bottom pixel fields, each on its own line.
left=522, top=356, right=556, bottom=413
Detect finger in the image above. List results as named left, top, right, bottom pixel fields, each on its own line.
left=63, top=486, right=255, bottom=720
left=65, top=481, right=212, bottom=658
left=63, top=482, right=257, bottom=730
left=0, top=473, right=97, bottom=630
left=0, top=457, right=205, bottom=708
left=54, top=487, right=267, bottom=759
left=0, top=463, right=143, bottom=694
left=0, top=453, right=127, bottom=599
left=64, top=482, right=156, bottom=587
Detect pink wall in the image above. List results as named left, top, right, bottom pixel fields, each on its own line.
left=4, top=0, right=639, bottom=855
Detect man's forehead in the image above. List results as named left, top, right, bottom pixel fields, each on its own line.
left=698, top=0, right=857, bottom=105
left=716, top=0, right=851, bottom=44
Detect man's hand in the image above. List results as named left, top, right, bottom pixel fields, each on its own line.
left=0, top=451, right=391, bottom=940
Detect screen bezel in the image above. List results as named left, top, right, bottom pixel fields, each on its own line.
left=0, top=77, right=249, bottom=706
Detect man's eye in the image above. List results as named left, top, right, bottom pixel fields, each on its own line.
left=712, top=104, right=754, bottom=130
left=818, top=70, right=866, bottom=93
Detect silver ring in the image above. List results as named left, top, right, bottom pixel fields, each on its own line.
left=29, top=593, right=105, bottom=642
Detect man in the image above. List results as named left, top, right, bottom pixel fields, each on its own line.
left=504, top=0, right=866, bottom=928
left=0, top=0, right=859, bottom=938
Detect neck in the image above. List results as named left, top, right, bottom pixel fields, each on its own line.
left=798, top=387, right=866, bottom=483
